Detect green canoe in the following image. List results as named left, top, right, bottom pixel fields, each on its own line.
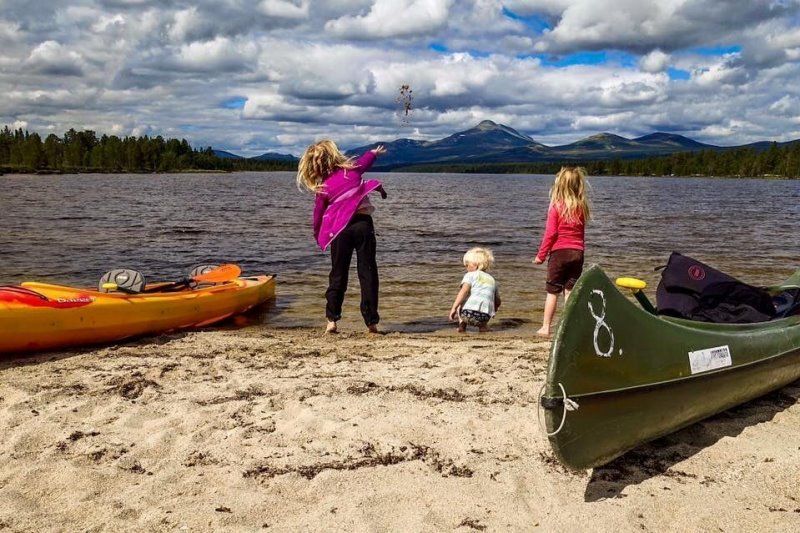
left=541, top=264, right=800, bottom=470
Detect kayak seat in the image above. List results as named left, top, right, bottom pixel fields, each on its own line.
left=189, top=264, right=220, bottom=289
left=99, top=269, right=146, bottom=293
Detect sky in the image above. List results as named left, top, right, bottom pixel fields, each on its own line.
left=1, top=0, right=800, bottom=156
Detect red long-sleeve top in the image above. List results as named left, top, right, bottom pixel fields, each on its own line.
left=536, top=203, right=585, bottom=261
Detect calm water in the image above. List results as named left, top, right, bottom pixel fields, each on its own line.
left=1, top=172, right=799, bottom=333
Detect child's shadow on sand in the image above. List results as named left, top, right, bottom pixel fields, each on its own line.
left=396, top=316, right=530, bottom=333
left=584, top=381, right=800, bottom=502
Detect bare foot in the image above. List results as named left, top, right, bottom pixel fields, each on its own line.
left=536, top=326, right=551, bottom=338
left=457, top=324, right=467, bottom=333
left=367, top=324, right=380, bottom=334
left=326, top=321, right=338, bottom=334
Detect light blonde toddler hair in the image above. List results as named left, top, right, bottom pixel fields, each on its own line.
left=463, top=247, right=495, bottom=271
left=296, top=140, right=355, bottom=192
left=550, top=166, right=591, bottom=223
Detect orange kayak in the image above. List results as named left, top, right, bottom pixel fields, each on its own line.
left=0, top=275, right=276, bottom=354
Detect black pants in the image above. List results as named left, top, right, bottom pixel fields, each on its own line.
left=326, top=214, right=380, bottom=325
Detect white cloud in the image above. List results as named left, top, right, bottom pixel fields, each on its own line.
left=769, top=95, right=798, bottom=114
left=0, top=20, right=21, bottom=42
left=25, top=41, right=85, bottom=76
left=259, top=0, right=310, bottom=19
left=639, top=49, right=670, bottom=73
left=169, top=7, right=208, bottom=43
left=326, top=0, right=453, bottom=39
left=0, top=1, right=800, bottom=154
left=692, top=57, right=749, bottom=87
left=529, top=0, right=793, bottom=54
left=175, top=37, right=257, bottom=72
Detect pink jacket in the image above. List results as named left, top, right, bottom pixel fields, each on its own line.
left=536, top=203, right=585, bottom=261
left=313, top=151, right=382, bottom=250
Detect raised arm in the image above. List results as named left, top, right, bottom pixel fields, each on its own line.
left=535, top=204, right=559, bottom=262
left=353, top=150, right=377, bottom=173
left=353, top=145, right=386, bottom=174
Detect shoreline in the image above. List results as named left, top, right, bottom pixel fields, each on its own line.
left=1, top=168, right=796, bottom=179
left=1, top=327, right=798, bottom=530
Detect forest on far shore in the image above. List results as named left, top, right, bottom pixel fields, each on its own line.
left=2, top=126, right=799, bottom=178
left=0, top=127, right=295, bottom=173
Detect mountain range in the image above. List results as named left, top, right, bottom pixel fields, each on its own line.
left=215, top=120, right=798, bottom=168
left=211, top=149, right=298, bottom=162
left=348, top=120, right=800, bottom=169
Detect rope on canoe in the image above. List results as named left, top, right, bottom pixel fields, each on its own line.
left=537, top=382, right=579, bottom=437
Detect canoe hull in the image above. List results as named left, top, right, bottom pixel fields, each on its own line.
left=0, top=275, right=276, bottom=354
left=543, top=265, right=800, bottom=470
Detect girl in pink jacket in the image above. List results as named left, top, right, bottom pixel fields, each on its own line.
left=533, top=167, right=591, bottom=337
left=297, top=140, right=387, bottom=334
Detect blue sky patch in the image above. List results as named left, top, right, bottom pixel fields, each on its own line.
left=689, top=45, right=742, bottom=56
left=429, top=42, right=448, bottom=53
left=667, top=68, right=691, bottom=80
left=221, top=96, right=247, bottom=109
left=501, top=7, right=551, bottom=32
left=530, top=50, right=638, bottom=68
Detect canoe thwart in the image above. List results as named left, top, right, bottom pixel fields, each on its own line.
left=615, top=277, right=647, bottom=291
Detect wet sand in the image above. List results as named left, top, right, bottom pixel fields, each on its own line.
left=0, top=328, right=798, bottom=531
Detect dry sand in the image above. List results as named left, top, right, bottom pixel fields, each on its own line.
left=0, top=328, right=798, bottom=532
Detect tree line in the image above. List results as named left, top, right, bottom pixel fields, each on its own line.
left=4, top=125, right=799, bottom=178
left=0, top=126, right=296, bottom=173
left=397, top=142, right=800, bottom=178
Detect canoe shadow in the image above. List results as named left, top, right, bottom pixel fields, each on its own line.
left=583, top=380, right=800, bottom=502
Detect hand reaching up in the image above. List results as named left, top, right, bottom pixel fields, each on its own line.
left=371, top=145, right=387, bottom=156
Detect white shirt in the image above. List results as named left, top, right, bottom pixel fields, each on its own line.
left=461, top=270, right=498, bottom=316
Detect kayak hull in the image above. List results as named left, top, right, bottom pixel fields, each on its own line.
left=0, top=275, right=275, bottom=354
left=542, top=265, right=800, bottom=470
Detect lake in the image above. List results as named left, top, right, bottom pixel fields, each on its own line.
left=1, top=172, right=798, bottom=334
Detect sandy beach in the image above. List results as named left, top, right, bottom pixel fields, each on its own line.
left=0, top=328, right=798, bottom=532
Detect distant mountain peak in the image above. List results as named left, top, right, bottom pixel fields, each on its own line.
left=466, top=120, right=535, bottom=143
left=588, top=132, right=628, bottom=140
left=634, top=132, right=712, bottom=148
left=212, top=149, right=243, bottom=159
left=250, top=152, right=298, bottom=162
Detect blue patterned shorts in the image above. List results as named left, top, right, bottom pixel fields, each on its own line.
left=459, top=309, right=491, bottom=327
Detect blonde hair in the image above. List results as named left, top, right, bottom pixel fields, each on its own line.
left=550, top=166, right=591, bottom=223
left=296, top=140, right=355, bottom=192
left=463, top=247, right=495, bottom=271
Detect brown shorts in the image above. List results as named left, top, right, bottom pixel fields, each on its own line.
left=546, top=249, right=584, bottom=294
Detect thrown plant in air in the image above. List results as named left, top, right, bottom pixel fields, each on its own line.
left=395, top=84, right=413, bottom=126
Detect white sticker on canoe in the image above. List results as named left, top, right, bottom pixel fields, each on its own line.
left=688, top=345, right=732, bottom=374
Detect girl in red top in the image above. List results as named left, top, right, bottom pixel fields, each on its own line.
left=533, top=167, right=591, bottom=337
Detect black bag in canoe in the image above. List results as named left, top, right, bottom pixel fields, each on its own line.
left=656, top=252, right=777, bottom=323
